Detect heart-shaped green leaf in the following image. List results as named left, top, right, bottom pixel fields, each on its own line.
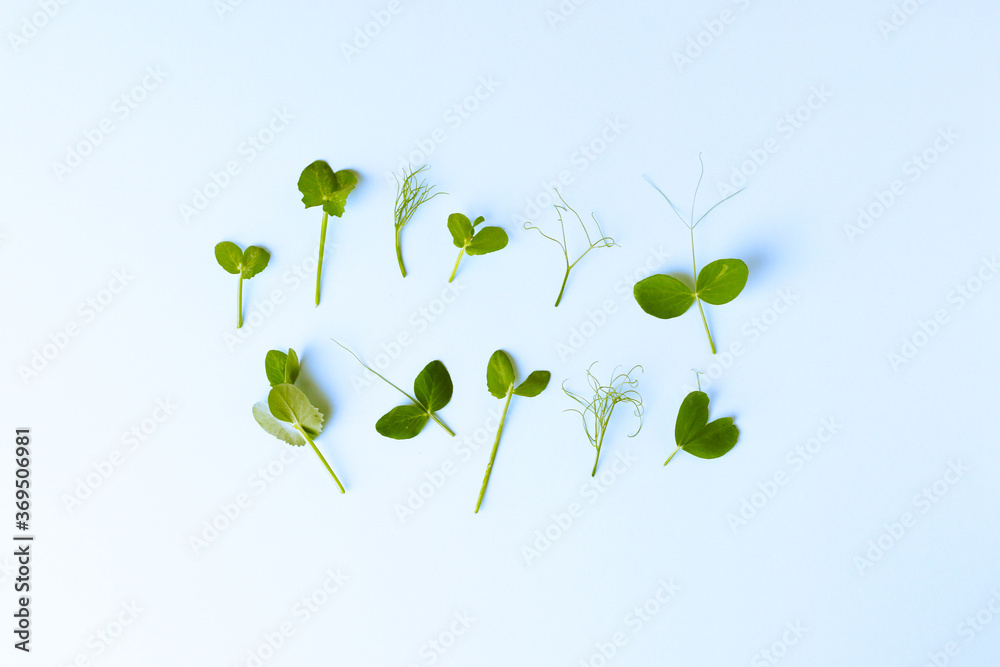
left=683, top=417, right=739, bottom=459
left=448, top=213, right=473, bottom=248
left=375, top=404, right=430, bottom=439
left=265, top=350, right=288, bottom=387
left=486, top=350, right=515, bottom=398
left=696, top=258, right=748, bottom=305
left=514, top=370, right=550, bottom=397
left=467, top=226, right=509, bottom=255
left=633, top=275, right=696, bottom=319
left=268, top=383, right=324, bottom=437
left=674, top=391, right=709, bottom=447
left=241, top=246, right=270, bottom=279
left=413, top=360, right=453, bottom=412
left=297, top=160, right=357, bottom=217
left=215, top=241, right=243, bottom=274
left=252, top=402, right=305, bottom=447
left=284, top=348, right=299, bottom=385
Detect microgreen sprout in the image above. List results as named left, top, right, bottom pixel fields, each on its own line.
left=252, top=348, right=345, bottom=492
left=214, top=242, right=270, bottom=328
left=394, top=164, right=445, bottom=277
left=447, top=213, right=508, bottom=282
left=297, top=160, right=358, bottom=305
left=476, top=350, right=550, bottom=513
left=332, top=340, right=455, bottom=439
left=563, top=363, right=644, bottom=476
left=524, top=190, right=616, bottom=306
left=663, top=371, right=739, bottom=467
left=634, top=156, right=747, bottom=354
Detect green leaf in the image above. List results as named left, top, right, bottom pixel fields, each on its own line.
left=413, top=360, right=453, bottom=412
left=284, top=348, right=299, bottom=384
left=297, top=160, right=357, bottom=217
left=215, top=241, right=243, bottom=274
left=241, top=246, right=270, bottom=279
left=264, top=350, right=288, bottom=387
left=674, top=391, right=709, bottom=447
left=448, top=213, right=473, bottom=248
left=467, top=227, right=509, bottom=255
left=471, top=216, right=485, bottom=228
left=375, top=404, right=430, bottom=439
left=514, top=370, right=550, bottom=397
left=683, top=418, right=739, bottom=459
left=268, top=383, right=324, bottom=437
left=252, top=402, right=305, bottom=447
left=633, top=275, right=696, bottom=319
left=486, top=350, right=515, bottom=398
left=696, top=258, right=749, bottom=305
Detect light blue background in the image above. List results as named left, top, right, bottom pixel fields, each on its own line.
left=2, top=0, right=999, bottom=665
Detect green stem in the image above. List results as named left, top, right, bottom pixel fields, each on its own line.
left=448, top=247, right=465, bottom=283
left=591, top=428, right=606, bottom=477
left=315, top=211, right=328, bottom=306
left=428, top=411, right=455, bottom=437
left=475, top=386, right=513, bottom=513
left=696, top=298, right=717, bottom=354
left=237, top=276, right=243, bottom=328
left=298, top=426, right=345, bottom=493
left=554, top=265, right=570, bottom=307
left=690, top=226, right=716, bottom=354
left=395, top=228, right=407, bottom=277
left=663, top=445, right=682, bottom=467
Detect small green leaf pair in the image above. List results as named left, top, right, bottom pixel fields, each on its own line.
left=664, top=377, right=739, bottom=467
left=215, top=242, right=270, bottom=328
left=476, top=351, right=550, bottom=513
left=447, top=213, right=508, bottom=282
left=298, top=160, right=358, bottom=306
left=252, top=348, right=345, bottom=493
left=333, top=341, right=455, bottom=440
left=634, top=158, right=747, bottom=353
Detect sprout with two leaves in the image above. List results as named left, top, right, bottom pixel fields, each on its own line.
left=215, top=242, right=270, bottom=328
left=633, top=157, right=748, bottom=354
left=252, top=348, right=345, bottom=493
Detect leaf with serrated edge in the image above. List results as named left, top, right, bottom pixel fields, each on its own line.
left=633, top=275, right=696, bottom=319
left=467, top=227, right=508, bottom=255
left=253, top=402, right=305, bottom=446
left=375, top=405, right=430, bottom=439
left=513, top=370, right=550, bottom=397
left=268, top=384, right=324, bottom=437
left=215, top=241, right=243, bottom=274
left=413, top=360, right=453, bottom=412
left=241, top=246, right=270, bottom=279
left=486, top=350, right=515, bottom=398
left=696, top=258, right=748, bottom=305
left=265, top=350, right=288, bottom=387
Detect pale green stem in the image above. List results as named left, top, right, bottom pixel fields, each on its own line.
left=664, top=445, right=682, bottom=467
left=315, top=211, right=328, bottom=306
left=475, top=385, right=514, bottom=513
left=591, top=427, right=607, bottom=477
left=449, top=247, right=465, bottom=283
left=428, top=411, right=455, bottom=437
left=690, top=227, right=716, bottom=354
left=237, top=276, right=243, bottom=328
left=554, top=264, right=570, bottom=307
left=298, top=426, right=345, bottom=493
left=396, top=228, right=407, bottom=277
